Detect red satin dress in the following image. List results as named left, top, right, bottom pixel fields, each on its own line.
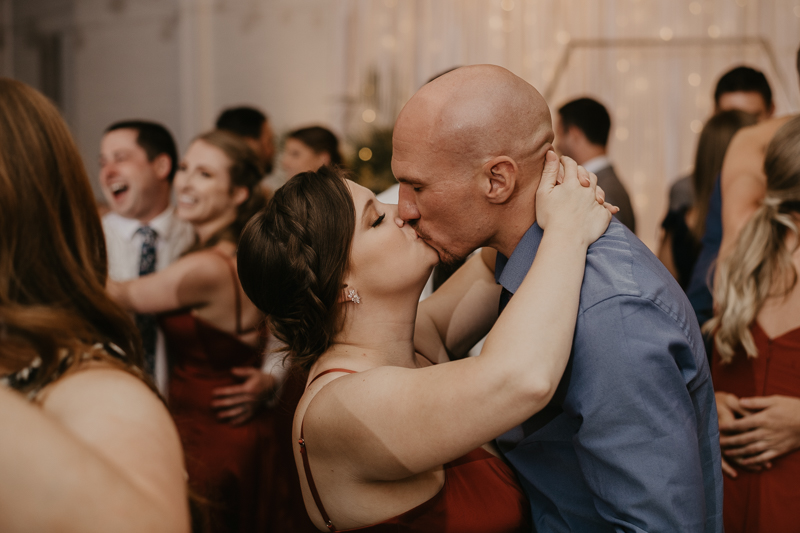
left=160, top=253, right=274, bottom=533
left=298, top=369, right=532, bottom=533
left=712, top=322, right=800, bottom=533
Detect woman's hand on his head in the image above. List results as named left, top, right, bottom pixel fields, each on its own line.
left=536, top=152, right=612, bottom=248
left=551, top=156, right=619, bottom=215
left=211, top=367, right=278, bottom=425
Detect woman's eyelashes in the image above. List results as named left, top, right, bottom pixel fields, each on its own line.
left=371, top=213, right=386, bottom=228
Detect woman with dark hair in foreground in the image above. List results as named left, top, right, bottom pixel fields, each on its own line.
left=237, top=154, right=611, bottom=532
left=0, top=79, right=190, bottom=532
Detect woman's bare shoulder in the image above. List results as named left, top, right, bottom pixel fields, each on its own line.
left=39, top=364, right=188, bottom=519
left=166, top=247, right=234, bottom=293
left=39, top=364, right=182, bottom=455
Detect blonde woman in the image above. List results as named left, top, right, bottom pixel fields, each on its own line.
left=109, top=130, right=272, bottom=533
left=707, top=115, right=800, bottom=533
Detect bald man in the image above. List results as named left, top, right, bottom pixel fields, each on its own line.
left=393, top=65, right=723, bottom=532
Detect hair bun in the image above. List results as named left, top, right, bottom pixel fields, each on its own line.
left=237, top=168, right=357, bottom=370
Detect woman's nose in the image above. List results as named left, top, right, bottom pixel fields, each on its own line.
left=388, top=203, right=404, bottom=227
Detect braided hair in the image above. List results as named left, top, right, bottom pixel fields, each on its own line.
left=237, top=166, right=355, bottom=370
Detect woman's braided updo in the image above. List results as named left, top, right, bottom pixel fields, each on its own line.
left=237, top=166, right=356, bottom=370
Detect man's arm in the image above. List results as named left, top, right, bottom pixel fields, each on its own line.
left=413, top=250, right=501, bottom=363
left=567, top=296, right=721, bottom=532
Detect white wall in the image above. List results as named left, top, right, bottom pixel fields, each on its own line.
left=209, top=0, right=346, bottom=135
left=8, top=0, right=350, bottom=195
left=72, top=0, right=181, bottom=192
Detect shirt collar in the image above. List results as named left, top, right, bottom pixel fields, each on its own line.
left=581, top=155, right=611, bottom=175
left=147, top=205, right=178, bottom=239
left=495, top=222, right=544, bottom=294
left=113, top=205, right=178, bottom=241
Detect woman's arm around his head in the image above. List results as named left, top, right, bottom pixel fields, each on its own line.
left=303, top=152, right=610, bottom=483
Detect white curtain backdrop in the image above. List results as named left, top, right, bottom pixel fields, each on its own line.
left=7, top=0, right=798, bottom=246
left=339, top=0, right=800, bottom=248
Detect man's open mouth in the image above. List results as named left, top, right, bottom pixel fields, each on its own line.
left=109, top=182, right=129, bottom=199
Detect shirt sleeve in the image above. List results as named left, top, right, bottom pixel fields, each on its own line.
left=565, top=294, right=716, bottom=533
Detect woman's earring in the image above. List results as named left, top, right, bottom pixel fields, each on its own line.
left=346, top=288, right=361, bottom=304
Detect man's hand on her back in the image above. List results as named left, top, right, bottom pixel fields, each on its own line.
left=211, top=368, right=278, bottom=425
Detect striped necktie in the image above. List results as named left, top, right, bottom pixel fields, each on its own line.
left=135, top=226, right=157, bottom=377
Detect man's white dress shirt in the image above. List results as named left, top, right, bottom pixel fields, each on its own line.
left=103, top=206, right=195, bottom=395
left=581, top=154, right=611, bottom=175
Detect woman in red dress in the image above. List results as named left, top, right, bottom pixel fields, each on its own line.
left=237, top=150, right=613, bottom=532
left=707, top=116, right=800, bottom=533
left=109, top=130, right=276, bottom=533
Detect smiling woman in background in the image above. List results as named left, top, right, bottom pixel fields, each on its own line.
left=108, top=130, right=273, bottom=533
left=0, top=78, right=190, bottom=532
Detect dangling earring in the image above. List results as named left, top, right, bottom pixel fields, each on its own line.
left=346, top=288, right=361, bottom=304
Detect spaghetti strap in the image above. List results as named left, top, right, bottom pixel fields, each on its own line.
left=299, top=368, right=357, bottom=532
left=209, top=248, right=246, bottom=335
left=307, top=368, right=358, bottom=387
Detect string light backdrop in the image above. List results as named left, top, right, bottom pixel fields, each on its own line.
left=340, top=0, right=800, bottom=249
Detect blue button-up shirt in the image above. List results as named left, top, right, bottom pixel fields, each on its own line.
left=495, top=220, right=723, bottom=533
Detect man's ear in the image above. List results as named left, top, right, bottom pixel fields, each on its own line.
left=767, top=102, right=776, bottom=119
left=152, top=154, right=172, bottom=181
left=482, top=156, right=518, bottom=204
left=565, top=124, right=585, bottom=144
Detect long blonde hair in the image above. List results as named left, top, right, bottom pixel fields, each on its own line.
left=706, top=116, right=800, bottom=362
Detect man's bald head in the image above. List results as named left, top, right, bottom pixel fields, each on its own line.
left=395, top=65, right=553, bottom=181
left=392, top=65, right=555, bottom=262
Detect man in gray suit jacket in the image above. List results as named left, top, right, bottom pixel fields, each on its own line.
left=555, top=98, right=636, bottom=233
